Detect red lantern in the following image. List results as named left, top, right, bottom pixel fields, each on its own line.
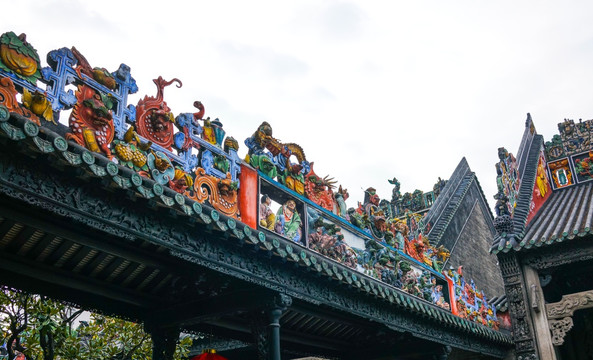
left=190, top=349, right=229, bottom=360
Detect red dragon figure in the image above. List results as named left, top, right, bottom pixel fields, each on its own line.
left=135, top=77, right=181, bottom=150
left=66, top=84, right=114, bottom=158
left=304, top=163, right=336, bottom=211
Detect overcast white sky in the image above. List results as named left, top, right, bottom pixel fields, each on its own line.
left=5, top=0, right=593, bottom=212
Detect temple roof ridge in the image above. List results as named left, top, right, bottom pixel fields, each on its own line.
left=425, top=157, right=493, bottom=246
left=490, top=124, right=547, bottom=253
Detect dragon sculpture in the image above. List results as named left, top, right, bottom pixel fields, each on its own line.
left=246, top=121, right=308, bottom=194
left=135, top=77, right=181, bottom=150
left=66, top=84, right=115, bottom=158
left=304, top=163, right=336, bottom=211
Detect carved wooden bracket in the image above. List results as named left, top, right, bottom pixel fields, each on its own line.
left=546, top=290, right=593, bottom=319
left=549, top=317, right=573, bottom=346
left=545, top=290, right=593, bottom=346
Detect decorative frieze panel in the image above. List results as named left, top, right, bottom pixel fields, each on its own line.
left=523, top=244, right=593, bottom=270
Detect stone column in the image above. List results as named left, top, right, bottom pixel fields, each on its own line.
left=268, top=293, right=292, bottom=360
left=268, top=306, right=283, bottom=360
left=251, top=293, right=292, bottom=360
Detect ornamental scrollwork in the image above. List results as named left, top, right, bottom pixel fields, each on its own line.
left=549, top=317, right=574, bottom=346
left=546, top=290, right=593, bottom=319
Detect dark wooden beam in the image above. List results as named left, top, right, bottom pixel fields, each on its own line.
left=0, top=201, right=174, bottom=272
left=4, top=226, right=38, bottom=253
left=0, top=265, right=145, bottom=322
left=27, top=232, right=57, bottom=259
left=200, top=317, right=352, bottom=352
left=62, top=246, right=93, bottom=271
left=148, top=288, right=275, bottom=328
left=0, top=251, right=160, bottom=308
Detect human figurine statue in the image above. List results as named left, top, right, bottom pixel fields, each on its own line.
left=259, top=194, right=275, bottom=230
left=274, top=199, right=302, bottom=242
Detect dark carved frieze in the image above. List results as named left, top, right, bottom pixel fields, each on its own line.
left=516, top=352, right=537, bottom=360
left=523, top=242, right=593, bottom=270
left=507, top=285, right=525, bottom=303
left=498, top=252, right=539, bottom=357
left=504, top=275, right=522, bottom=286
left=0, top=150, right=510, bottom=358
left=515, top=339, right=534, bottom=352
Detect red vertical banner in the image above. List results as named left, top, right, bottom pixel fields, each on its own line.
left=239, top=164, right=258, bottom=229
left=446, top=276, right=458, bottom=316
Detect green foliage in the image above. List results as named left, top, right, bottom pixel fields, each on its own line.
left=0, top=287, right=192, bottom=360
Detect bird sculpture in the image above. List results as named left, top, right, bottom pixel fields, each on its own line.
left=22, top=89, right=54, bottom=124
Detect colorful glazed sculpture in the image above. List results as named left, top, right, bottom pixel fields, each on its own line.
left=245, top=121, right=274, bottom=158
left=446, top=266, right=498, bottom=329
left=0, top=77, right=40, bottom=125
left=168, top=167, right=194, bottom=194
left=135, top=77, right=181, bottom=150
left=361, top=187, right=387, bottom=239
left=201, top=117, right=226, bottom=146
left=147, top=151, right=174, bottom=185
left=575, top=152, right=593, bottom=180
left=304, top=164, right=336, bottom=211
left=113, top=126, right=152, bottom=172
left=536, top=156, right=551, bottom=196
left=72, top=47, right=117, bottom=90
left=250, top=154, right=278, bottom=179
left=0, top=32, right=41, bottom=84
left=494, top=147, right=520, bottom=215
left=278, top=165, right=305, bottom=195
left=223, top=137, right=239, bottom=153
left=274, top=199, right=302, bottom=242
left=334, top=185, right=349, bottom=220
left=405, top=234, right=428, bottom=264
left=66, top=85, right=115, bottom=158
left=244, top=121, right=308, bottom=195
left=191, top=169, right=239, bottom=218
left=307, top=213, right=357, bottom=269
left=174, top=101, right=204, bottom=152
left=548, top=159, right=573, bottom=188
left=0, top=32, right=509, bottom=327
left=22, top=89, right=53, bottom=124
left=259, top=194, right=275, bottom=230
